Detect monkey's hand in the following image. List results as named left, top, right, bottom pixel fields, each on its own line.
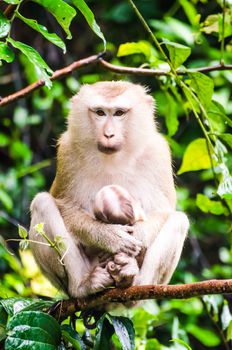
left=105, top=224, right=142, bottom=256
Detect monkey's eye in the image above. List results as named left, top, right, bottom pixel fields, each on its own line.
left=96, top=109, right=106, bottom=117
left=114, top=109, right=125, bottom=117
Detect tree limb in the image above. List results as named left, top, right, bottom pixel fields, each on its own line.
left=99, top=59, right=232, bottom=76
left=0, top=53, right=104, bottom=107
left=1, top=53, right=232, bottom=107
left=51, top=279, right=232, bottom=320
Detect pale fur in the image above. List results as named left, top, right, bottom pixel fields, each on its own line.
left=29, top=81, right=189, bottom=300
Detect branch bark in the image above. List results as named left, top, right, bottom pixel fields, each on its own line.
left=51, top=279, right=232, bottom=320
left=1, top=53, right=232, bottom=107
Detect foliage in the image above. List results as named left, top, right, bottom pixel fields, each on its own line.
left=0, top=0, right=232, bottom=349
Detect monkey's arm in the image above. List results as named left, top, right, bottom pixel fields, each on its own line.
left=57, top=202, right=142, bottom=256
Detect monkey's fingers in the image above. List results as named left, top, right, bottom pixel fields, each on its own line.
left=98, top=252, right=113, bottom=266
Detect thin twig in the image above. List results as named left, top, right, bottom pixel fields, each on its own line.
left=50, top=279, right=232, bottom=320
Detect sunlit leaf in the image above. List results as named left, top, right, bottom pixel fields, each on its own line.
left=164, top=40, right=191, bottom=69
left=178, top=138, right=214, bottom=174
left=201, top=14, right=219, bottom=34
left=16, top=12, right=66, bottom=52
left=2, top=0, right=21, bottom=3
left=18, top=225, right=28, bottom=239
left=7, top=38, right=53, bottom=87
left=71, top=0, right=106, bottom=49
left=117, top=41, right=155, bottom=60
left=196, top=194, right=227, bottom=215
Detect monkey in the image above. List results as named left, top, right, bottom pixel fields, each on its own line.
left=29, top=81, right=189, bottom=299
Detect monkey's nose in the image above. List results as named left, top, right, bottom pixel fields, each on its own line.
left=104, top=131, right=115, bottom=139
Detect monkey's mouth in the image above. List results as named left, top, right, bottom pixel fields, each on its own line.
left=97, top=143, right=121, bottom=154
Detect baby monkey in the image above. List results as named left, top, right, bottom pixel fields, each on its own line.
left=93, top=185, right=146, bottom=287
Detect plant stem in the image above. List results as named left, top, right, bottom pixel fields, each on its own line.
left=127, top=0, right=175, bottom=74
left=220, top=0, right=226, bottom=65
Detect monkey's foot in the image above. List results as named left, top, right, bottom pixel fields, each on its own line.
left=107, top=253, right=139, bottom=288
left=89, top=266, right=114, bottom=294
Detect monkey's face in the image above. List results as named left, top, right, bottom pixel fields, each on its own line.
left=69, top=81, right=156, bottom=154
left=88, top=104, right=130, bottom=154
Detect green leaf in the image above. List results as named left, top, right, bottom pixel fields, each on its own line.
left=19, top=240, right=29, bottom=250
left=0, top=305, right=8, bottom=341
left=16, top=12, right=66, bottom=52
left=0, top=42, right=14, bottom=63
left=117, top=41, right=155, bottom=60
left=187, top=324, right=220, bottom=347
left=32, top=0, right=76, bottom=39
left=164, top=92, right=179, bottom=136
left=179, top=0, right=198, bottom=26
left=71, top=0, right=106, bottom=49
left=61, top=325, right=87, bottom=350
left=0, top=188, right=13, bottom=210
left=221, top=302, right=232, bottom=331
left=7, top=38, right=53, bottom=87
left=0, top=10, right=10, bottom=38
left=94, top=314, right=114, bottom=350
left=0, top=133, right=9, bottom=146
left=170, top=338, right=192, bottom=350
left=2, top=0, right=21, bottom=3
left=18, top=225, right=28, bottom=239
left=164, top=40, right=191, bottom=69
left=219, top=134, right=232, bottom=149
left=0, top=298, right=53, bottom=316
left=111, top=316, right=135, bottom=350
left=178, top=138, right=213, bottom=174
left=196, top=194, right=227, bottom=215
left=7, top=311, right=61, bottom=343
left=206, top=100, right=227, bottom=133
left=201, top=14, right=219, bottom=34
left=227, top=321, right=232, bottom=341
left=188, top=72, right=214, bottom=109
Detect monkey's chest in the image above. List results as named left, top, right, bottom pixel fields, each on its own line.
left=71, top=169, right=159, bottom=214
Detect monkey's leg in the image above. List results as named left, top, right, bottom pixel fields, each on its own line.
left=30, top=192, right=113, bottom=298
left=133, top=211, right=189, bottom=286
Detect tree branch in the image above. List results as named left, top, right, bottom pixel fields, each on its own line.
left=51, top=279, right=232, bottom=320
left=1, top=54, right=232, bottom=107
left=0, top=53, right=104, bottom=107
left=99, top=59, right=232, bottom=76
